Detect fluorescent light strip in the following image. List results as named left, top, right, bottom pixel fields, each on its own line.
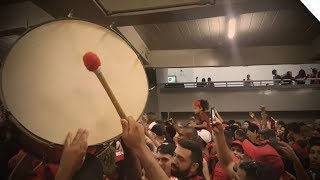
left=228, top=18, right=236, bottom=39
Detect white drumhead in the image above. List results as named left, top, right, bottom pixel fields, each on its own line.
left=2, top=20, right=148, bottom=145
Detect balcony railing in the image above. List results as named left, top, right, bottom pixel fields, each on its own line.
left=160, top=78, right=320, bottom=89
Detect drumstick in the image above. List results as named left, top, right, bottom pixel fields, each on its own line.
left=83, top=52, right=127, bottom=119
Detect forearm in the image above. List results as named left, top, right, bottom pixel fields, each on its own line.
left=55, top=167, right=73, bottom=180
left=121, top=145, right=143, bottom=180
left=135, top=146, right=169, bottom=180
left=214, top=134, right=233, bottom=168
left=291, top=155, right=309, bottom=180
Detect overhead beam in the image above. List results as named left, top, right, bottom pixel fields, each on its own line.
left=147, top=45, right=315, bottom=67
left=105, top=0, right=301, bottom=26
left=32, top=0, right=301, bottom=27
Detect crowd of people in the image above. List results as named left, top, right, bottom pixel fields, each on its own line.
left=195, top=68, right=320, bottom=87
left=1, top=99, right=320, bottom=180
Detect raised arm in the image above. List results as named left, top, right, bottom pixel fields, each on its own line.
left=121, top=117, right=169, bottom=180
left=212, top=119, right=238, bottom=179
left=279, top=142, right=309, bottom=180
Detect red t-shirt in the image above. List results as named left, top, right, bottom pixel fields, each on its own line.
left=198, top=112, right=212, bottom=133
left=213, top=153, right=239, bottom=180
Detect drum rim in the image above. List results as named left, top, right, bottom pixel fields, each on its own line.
left=0, top=18, right=148, bottom=148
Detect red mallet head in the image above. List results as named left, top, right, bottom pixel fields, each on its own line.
left=83, top=52, right=101, bottom=72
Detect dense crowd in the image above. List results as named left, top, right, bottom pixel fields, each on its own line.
left=1, top=99, right=320, bottom=180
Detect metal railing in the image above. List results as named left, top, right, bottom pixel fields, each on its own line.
left=160, top=78, right=320, bottom=89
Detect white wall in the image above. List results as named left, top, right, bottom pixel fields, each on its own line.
left=160, top=64, right=320, bottom=83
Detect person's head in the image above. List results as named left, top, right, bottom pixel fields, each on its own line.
left=246, top=124, right=259, bottom=142
left=247, top=74, right=250, bottom=79
left=309, top=137, right=320, bottom=169
left=207, top=77, right=211, bottom=82
left=301, top=125, right=313, bottom=140
left=287, top=71, right=292, bottom=76
left=233, top=122, right=241, bottom=128
left=275, top=121, right=285, bottom=130
left=298, top=69, right=306, bottom=77
left=276, top=126, right=286, bottom=137
left=312, top=68, right=318, bottom=75
left=243, top=121, right=251, bottom=129
left=259, top=129, right=276, bottom=141
left=146, top=112, right=157, bottom=124
left=193, top=99, right=209, bottom=114
left=235, top=129, right=246, bottom=141
left=150, top=124, right=166, bottom=140
left=228, top=120, right=236, bottom=126
left=231, top=140, right=244, bottom=159
left=314, top=119, right=320, bottom=131
left=157, top=143, right=176, bottom=177
left=237, top=161, right=279, bottom=180
left=287, top=122, right=301, bottom=138
left=176, top=127, right=198, bottom=142
left=272, top=69, right=277, bottom=75
left=197, top=129, right=212, bottom=147
left=201, top=78, right=205, bottom=82
left=171, top=139, right=203, bottom=178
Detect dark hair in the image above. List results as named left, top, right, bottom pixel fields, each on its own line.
left=272, top=69, right=277, bottom=75
left=199, top=99, right=209, bottom=111
left=201, top=78, right=206, bottom=82
left=157, top=142, right=176, bottom=156
left=234, top=122, right=241, bottom=127
left=309, top=137, right=320, bottom=148
left=165, top=125, right=176, bottom=140
left=298, top=69, right=306, bottom=77
left=235, top=129, right=246, bottom=139
left=312, top=68, right=318, bottom=74
left=182, top=126, right=198, bottom=141
left=239, top=161, right=279, bottom=180
left=224, top=130, right=233, bottom=148
left=208, top=77, right=211, bottom=81
left=244, top=121, right=251, bottom=125
left=228, top=120, right=236, bottom=126
left=247, top=124, right=259, bottom=133
left=259, top=129, right=276, bottom=140
left=151, top=124, right=166, bottom=136
left=276, top=121, right=285, bottom=127
left=178, top=139, right=203, bottom=176
left=227, top=125, right=239, bottom=136
left=287, top=122, right=301, bottom=134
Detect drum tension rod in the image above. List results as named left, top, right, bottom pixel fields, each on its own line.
left=67, top=9, right=74, bottom=18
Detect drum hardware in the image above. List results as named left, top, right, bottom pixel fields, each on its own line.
left=67, top=9, right=74, bottom=18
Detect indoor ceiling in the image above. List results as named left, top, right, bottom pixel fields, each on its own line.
left=134, top=1, right=320, bottom=50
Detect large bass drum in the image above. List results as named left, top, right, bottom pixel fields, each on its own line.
left=1, top=19, right=148, bottom=162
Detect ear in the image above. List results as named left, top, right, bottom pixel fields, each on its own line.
left=190, top=162, right=199, bottom=174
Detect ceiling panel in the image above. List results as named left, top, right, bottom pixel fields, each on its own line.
left=135, top=6, right=320, bottom=50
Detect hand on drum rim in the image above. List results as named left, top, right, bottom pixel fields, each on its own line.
left=56, top=128, right=89, bottom=180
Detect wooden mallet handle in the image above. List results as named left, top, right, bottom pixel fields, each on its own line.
left=83, top=52, right=127, bottom=119
left=94, top=68, right=126, bottom=119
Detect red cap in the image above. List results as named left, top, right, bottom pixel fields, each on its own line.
left=83, top=52, right=101, bottom=71
left=242, top=139, right=284, bottom=175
